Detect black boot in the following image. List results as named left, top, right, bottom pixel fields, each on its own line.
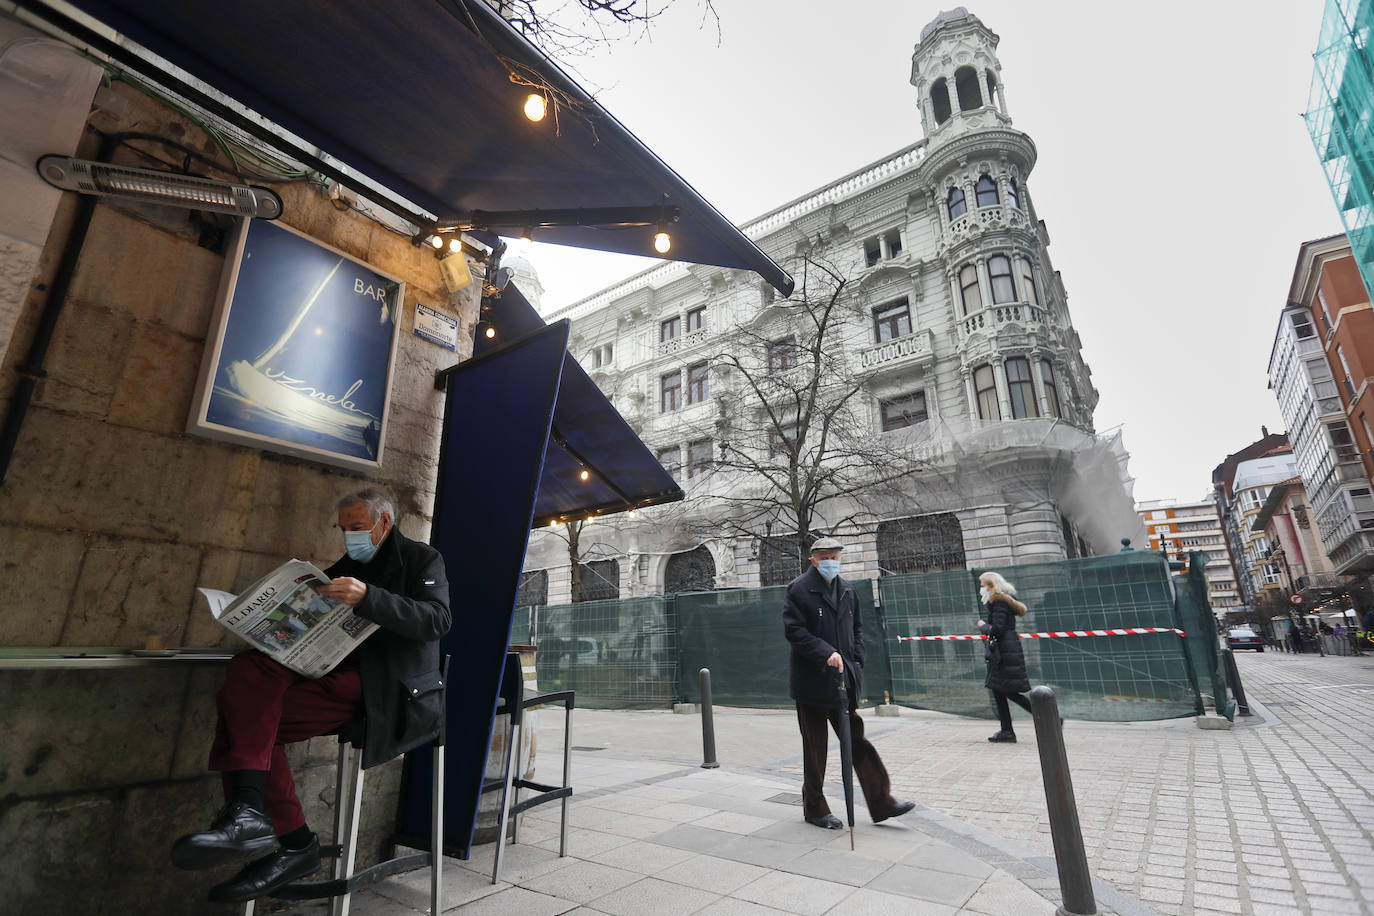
left=987, top=730, right=1017, bottom=743
left=208, top=836, right=321, bottom=903
left=171, top=802, right=278, bottom=870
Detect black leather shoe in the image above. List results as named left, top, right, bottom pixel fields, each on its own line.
left=988, top=730, right=1017, bottom=743
left=208, top=837, right=321, bottom=903
left=872, top=800, right=915, bottom=823
left=171, top=802, right=278, bottom=870
left=804, top=813, right=844, bottom=830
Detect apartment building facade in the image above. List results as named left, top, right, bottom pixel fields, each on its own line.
left=1137, top=497, right=1239, bottom=613
left=519, top=9, right=1145, bottom=604
left=1276, top=235, right=1374, bottom=580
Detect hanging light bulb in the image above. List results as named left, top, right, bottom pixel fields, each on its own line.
left=579, top=467, right=590, bottom=482
left=653, top=227, right=671, bottom=254
left=429, top=235, right=444, bottom=249
left=524, top=92, right=547, bottom=122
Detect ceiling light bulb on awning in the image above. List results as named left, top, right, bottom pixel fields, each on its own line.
left=579, top=468, right=590, bottom=481
left=484, top=325, right=497, bottom=339
left=448, top=238, right=462, bottom=253
left=653, top=230, right=671, bottom=254
left=430, top=235, right=444, bottom=249
left=524, top=93, right=547, bottom=122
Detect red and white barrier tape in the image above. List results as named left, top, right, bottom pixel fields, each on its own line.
left=897, top=627, right=1185, bottom=642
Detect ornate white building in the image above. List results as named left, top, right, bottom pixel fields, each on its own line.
left=518, top=8, right=1145, bottom=606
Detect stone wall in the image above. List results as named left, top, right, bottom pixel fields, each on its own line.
left=0, top=80, right=479, bottom=914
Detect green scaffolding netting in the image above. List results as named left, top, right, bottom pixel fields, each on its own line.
left=517, top=552, right=1220, bottom=721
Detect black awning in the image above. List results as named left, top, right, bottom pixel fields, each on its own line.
left=444, top=281, right=681, bottom=525
left=24, top=0, right=793, bottom=295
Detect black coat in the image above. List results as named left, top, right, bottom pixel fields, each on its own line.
left=981, top=592, right=1030, bottom=694
left=783, top=566, right=864, bottom=708
left=326, top=528, right=451, bottom=769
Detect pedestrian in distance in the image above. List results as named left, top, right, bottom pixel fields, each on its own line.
left=170, top=488, right=451, bottom=903
left=782, top=536, right=915, bottom=829
left=978, top=570, right=1032, bottom=743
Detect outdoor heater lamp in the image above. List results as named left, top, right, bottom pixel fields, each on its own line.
left=36, top=154, right=284, bottom=220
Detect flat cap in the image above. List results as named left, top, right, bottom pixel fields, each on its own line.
left=809, top=536, right=844, bottom=552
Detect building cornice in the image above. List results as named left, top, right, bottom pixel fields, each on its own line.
left=544, top=141, right=929, bottom=323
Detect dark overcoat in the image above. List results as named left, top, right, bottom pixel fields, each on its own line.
left=326, top=528, right=451, bottom=768
left=980, top=591, right=1030, bottom=694
left=783, top=566, right=864, bottom=707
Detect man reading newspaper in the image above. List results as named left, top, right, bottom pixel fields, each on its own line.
left=171, top=487, right=451, bottom=903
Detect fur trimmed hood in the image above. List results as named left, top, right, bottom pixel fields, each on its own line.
left=985, top=590, right=1027, bottom=616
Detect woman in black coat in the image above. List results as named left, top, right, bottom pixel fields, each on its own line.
left=978, top=570, right=1032, bottom=743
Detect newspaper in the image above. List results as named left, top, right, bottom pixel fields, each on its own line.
left=199, top=559, right=377, bottom=678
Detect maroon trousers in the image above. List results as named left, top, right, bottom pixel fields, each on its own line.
left=795, top=700, right=895, bottom=820
left=209, top=652, right=363, bottom=835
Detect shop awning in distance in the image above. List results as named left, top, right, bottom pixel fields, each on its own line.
left=24, top=0, right=793, bottom=295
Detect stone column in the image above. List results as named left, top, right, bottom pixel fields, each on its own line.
left=993, top=355, right=1011, bottom=421
left=1030, top=350, right=1050, bottom=418
left=975, top=256, right=992, bottom=317
left=961, top=366, right=978, bottom=421
left=996, top=83, right=1008, bottom=115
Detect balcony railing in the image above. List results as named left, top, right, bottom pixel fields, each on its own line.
left=961, top=303, right=1046, bottom=338
left=658, top=326, right=712, bottom=356
left=857, top=329, right=934, bottom=372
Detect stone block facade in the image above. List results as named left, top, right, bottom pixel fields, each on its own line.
left=0, top=76, right=478, bottom=913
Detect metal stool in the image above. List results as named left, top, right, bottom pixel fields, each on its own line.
left=244, top=658, right=448, bottom=916
left=483, top=653, right=573, bottom=884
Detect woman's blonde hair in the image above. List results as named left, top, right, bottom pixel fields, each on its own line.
left=979, top=570, right=1016, bottom=597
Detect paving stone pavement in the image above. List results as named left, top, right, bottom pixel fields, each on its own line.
left=262, top=649, right=1372, bottom=915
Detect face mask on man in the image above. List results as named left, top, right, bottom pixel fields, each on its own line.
left=816, top=559, right=841, bottom=581
left=345, top=521, right=380, bottom=562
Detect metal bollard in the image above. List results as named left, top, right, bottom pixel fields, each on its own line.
left=1221, top=648, right=1250, bottom=716
left=1029, top=686, right=1098, bottom=916
left=699, top=667, right=719, bottom=769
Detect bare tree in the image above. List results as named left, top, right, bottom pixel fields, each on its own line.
left=694, top=254, right=932, bottom=575
left=492, top=0, right=719, bottom=59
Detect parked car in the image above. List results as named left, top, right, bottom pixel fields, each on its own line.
left=1226, top=627, right=1265, bottom=652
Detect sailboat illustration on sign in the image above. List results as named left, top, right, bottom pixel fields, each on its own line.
left=222, top=256, right=387, bottom=458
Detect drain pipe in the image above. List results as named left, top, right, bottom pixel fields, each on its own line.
left=0, top=138, right=109, bottom=486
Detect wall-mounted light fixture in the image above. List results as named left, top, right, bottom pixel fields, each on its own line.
left=37, top=155, right=283, bottom=219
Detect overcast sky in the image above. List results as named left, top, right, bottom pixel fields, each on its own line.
left=521, top=0, right=1342, bottom=505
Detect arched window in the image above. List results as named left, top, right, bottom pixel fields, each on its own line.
left=664, top=546, right=716, bottom=594
left=931, top=78, right=952, bottom=124
left=988, top=255, right=1014, bottom=303
left=877, top=514, right=967, bottom=574
left=955, top=66, right=983, bottom=111
left=1007, top=178, right=1021, bottom=209
left=975, top=174, right=999, bottom=207
left=1006, top=356, right=1039, bottom=419
left=947, top=186, right=967, bottom=219
left=974, top=364, right=1000, bottom=420
left=959, top=263, right=982, bottom=315
left=1018, top=257, right=1039, bottom=305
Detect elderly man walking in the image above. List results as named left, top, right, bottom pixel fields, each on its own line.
left=783, top=536, right=914, bottom=829
left=171, top=487, right=451, bottom=903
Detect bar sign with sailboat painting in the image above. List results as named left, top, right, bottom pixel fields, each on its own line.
left=187, top=220, right=404, bottom=471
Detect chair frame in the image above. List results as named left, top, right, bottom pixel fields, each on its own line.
left=484, top=654, right=574, bottom=884
left=244, top=657, right=449, bottom=916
